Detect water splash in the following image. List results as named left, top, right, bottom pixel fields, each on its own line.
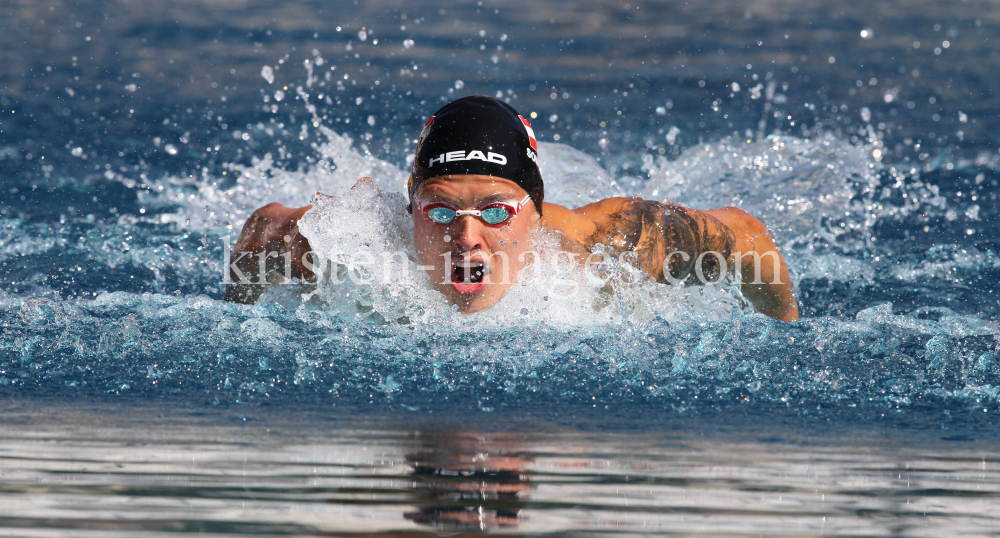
left=2, top=289, right=997, bottom=415
left=641, top=134, right=877, bottom=242
left=2, top=76, right=998, bottom=416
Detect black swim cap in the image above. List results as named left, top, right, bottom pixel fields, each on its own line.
left=407, top=96, right=543, bottom=214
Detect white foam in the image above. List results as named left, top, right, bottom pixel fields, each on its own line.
left=892, top=245, right=1000, bottom=282
left=128, top=115, right=990, bottom=328
left=535, top=142, right=625, bottom=206
left=855, top=302, right=997, bottom=337
left=295, top=181, right=740, bottom=328
left=641, top=134, right=877, bottom=241
left=139, top=104, right=408, bottom=234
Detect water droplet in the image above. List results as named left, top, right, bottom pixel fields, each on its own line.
left=358, top=30, right=367, bottom=41
left=665, top=126, right=680, bottom=145
left=164, top=144, right=178, bottom=155
left=261, top=65, right=274, bottom=84
left=454, top=80, right=464, bottom=90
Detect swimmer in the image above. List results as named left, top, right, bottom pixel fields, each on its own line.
left=224, top=96, right=799, bottom=321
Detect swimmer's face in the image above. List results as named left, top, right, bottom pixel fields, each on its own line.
left=413, top=175, right=539, bottom=313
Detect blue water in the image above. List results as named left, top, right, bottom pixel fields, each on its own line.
left=2, top=1, right=1000, bottom=534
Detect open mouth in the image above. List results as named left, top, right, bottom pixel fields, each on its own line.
left=450, top=258, right=488, bottom=295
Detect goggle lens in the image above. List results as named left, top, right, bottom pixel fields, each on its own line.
left=480, top=206, right=512, bottom=225
left=426, top=206, right=456, bottom=224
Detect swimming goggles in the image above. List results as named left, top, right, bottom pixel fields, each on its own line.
left=419, top=194, right=531, bottom=227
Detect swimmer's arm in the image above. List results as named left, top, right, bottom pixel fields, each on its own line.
left=222, top=203, right=314, bottom=304
left=550, top=197, right=729, bottom=280
left=546, top=198, right=798, bottom=321
left=703, top=207, right=799, bottom=322
left=627, top=200, right=798, bottom=321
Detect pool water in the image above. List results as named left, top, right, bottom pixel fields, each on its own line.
left=2, top=0, right=1000, bottom=535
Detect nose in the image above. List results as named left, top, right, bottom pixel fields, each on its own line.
left=451, top=214, right=485, bottom=253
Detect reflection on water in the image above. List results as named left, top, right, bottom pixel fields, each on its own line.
left=2, top=399, right=1000, bottom=537
left=405, top=431, right=530, bottom=530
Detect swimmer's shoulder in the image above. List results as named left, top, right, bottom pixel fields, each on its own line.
left=537, top=197, right=640, bottom=246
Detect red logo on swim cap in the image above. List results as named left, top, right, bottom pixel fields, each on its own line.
left=518, top=115, right=537, bottom=151
left=416, top=116, right=436, bottom=148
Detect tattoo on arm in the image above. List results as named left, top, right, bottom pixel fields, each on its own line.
left=586, top=199, right=735, bottom=283
left=653, top=202, right=735, bottom=283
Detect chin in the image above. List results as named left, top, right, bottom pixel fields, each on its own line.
left=448, top=286, right=507, bottom=314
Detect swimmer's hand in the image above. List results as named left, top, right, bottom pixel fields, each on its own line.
left=222, top=202, right=314, bottom=304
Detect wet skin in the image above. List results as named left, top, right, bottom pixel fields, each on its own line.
left=411, top=176, right=539, bottom=313
left=224, top=175, right=799, bottom=321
